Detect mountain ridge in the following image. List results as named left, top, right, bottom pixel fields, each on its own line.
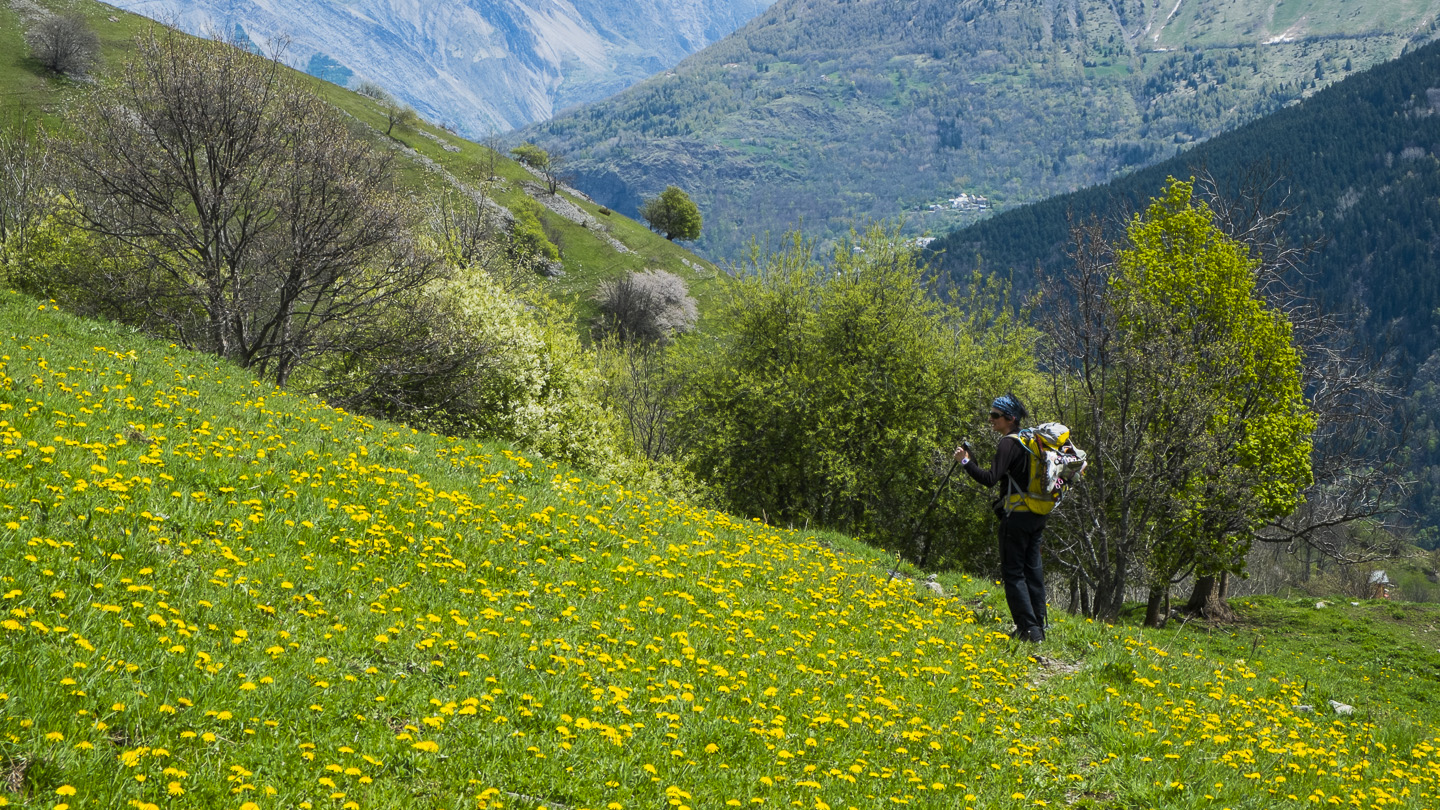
left=106, top=0, right=777, bottom=134
left=525, top=0, right=1440, bottom=260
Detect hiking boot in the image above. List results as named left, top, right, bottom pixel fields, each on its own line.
left=1025, top=626, right=1045, bottom=643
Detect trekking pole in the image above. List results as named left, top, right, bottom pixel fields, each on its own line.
left=913, top=441, right=969, bottom=568
left=885, top=551, right=904, bottom=584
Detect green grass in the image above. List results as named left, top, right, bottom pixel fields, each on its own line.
left=3, top=291, right=1440, bottom=809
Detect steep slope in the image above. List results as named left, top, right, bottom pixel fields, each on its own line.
left=526, top=0, right=1440, bottom=260
left=105, top=0, right=776, bottom=134
left=2, top=0, right=725, bottom=323
left=3, top=285, right=1440, bottom=810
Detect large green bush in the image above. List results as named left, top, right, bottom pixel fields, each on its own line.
left=423, top=270, right=626, bottom=472
left=672, top=225, right=1039, bottom=565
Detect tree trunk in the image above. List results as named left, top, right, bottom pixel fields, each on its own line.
left=1184, top=574, right=1237, bottom=621
left=1093, top=569, right=1126, bottom=621
left=1144, top=585, right=1167, bottom=627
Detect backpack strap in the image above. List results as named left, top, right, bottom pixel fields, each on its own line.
left=1000, top=432, right=1033, bottom=516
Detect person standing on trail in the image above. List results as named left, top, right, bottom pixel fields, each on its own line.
left=954, top=393, right=1048, bottom=643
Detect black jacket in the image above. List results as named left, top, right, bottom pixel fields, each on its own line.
left=962, top=435, right=1045, bottom=525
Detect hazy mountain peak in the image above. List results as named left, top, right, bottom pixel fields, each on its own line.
left=106, top=0, right=777, bottom=134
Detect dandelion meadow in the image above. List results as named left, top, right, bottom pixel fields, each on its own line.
left=2, top=289, right=1438, bottom=809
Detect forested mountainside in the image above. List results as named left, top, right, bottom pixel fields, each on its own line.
left=106, top=0, right=776, bottom=134
left=929, top=38, right=1440, bottom=542
left=526, top=0, right=1440, bottom=260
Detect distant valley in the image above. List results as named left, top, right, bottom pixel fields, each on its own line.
left=525, top=0, right=1440, bottom=260
left=106, top=0, right=777, bottom=134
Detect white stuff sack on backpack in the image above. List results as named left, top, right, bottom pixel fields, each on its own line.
left=1024, top=422, right=1088, bottom=498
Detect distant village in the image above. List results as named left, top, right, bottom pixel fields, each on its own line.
left=926, top=192, right=990, bottom=212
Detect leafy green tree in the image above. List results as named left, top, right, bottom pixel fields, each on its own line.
left=673, top=225, right=1037, bottom=562
left=639, top=186, right=702, bottom=242
left=509, top=142, right=550, bottom=171
left=1038, top=179, right=1314, bottom=622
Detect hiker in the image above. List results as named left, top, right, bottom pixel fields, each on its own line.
left=954, top=393, right=1048, bottom=643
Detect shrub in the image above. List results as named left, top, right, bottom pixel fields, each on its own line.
left=509, top=197, right=560, bottom=267
left=434, top=272, right=624, bottom=471
left=672, top=225, right=1039, bottom=564
left=25, top=15, right=100, bottom=78
left=594, top=269, right=698, bottom=344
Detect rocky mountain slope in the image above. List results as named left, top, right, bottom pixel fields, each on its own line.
left=105, top=0, right=776, bottom=134
left=524, top=0, right=1440, bottom=259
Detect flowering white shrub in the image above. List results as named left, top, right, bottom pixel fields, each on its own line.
left=594, top=268, right=698, bottom=343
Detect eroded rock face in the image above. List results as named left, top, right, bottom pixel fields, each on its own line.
left=107, top=0, right=776, bottom=134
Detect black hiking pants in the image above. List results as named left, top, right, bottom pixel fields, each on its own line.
left=998, top=510, right=1047, bottom=640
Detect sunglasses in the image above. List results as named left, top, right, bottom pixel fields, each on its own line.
left=989, top=412, right=1005, bottom=419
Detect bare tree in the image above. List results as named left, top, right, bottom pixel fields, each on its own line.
left=539, top=147, right=569, bottom=195
left=51, top=29, right=441, bottom=387
left=1035, top=217, right=1213, bottom=621
left=0, top=108, right=49, bottom=259
left=25, top=15, right=100, bottom=78
left=428, top=189, right=535, bottom=296
left=355, top=80, right=417, bottom=137
left=597, top=338, right=684, bottom=463
left=480, top=135, right=504, bottom=182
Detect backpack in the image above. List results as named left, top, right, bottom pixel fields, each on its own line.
left=1002, top=422, right=1088, bottom=515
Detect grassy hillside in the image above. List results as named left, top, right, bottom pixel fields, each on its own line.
left=0, top=0, right=723, bottom=329
left=3, top=291, right=1440, bottom=807
left=527, top=0, right=1440, bottom=261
